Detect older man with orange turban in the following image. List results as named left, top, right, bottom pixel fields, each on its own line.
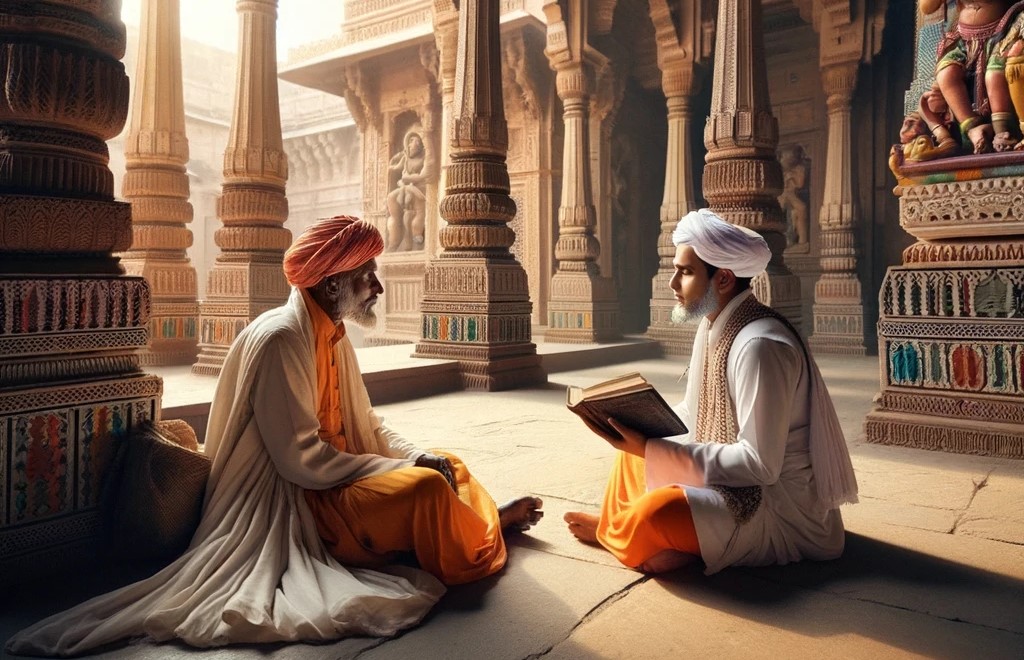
left=8, top=215, right=542, bottom=657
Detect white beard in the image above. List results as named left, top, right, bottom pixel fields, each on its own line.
left=337, top=283, right=378, bottom=328
left=670, top=284, right=719, bottom=324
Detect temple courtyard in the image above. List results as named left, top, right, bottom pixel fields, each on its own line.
left=2, top=343, right=1023, bottom=659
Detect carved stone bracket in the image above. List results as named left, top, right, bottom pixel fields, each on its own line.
left=341, top=63, right=381, bottom=133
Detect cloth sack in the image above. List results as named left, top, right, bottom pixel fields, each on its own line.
left=100, top=420, right=211, bottom=561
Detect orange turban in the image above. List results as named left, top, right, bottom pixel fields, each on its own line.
left=283, top=215, right=384, bottom=289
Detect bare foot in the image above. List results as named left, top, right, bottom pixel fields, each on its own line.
left=636, top=549, right=698, bottom=574
left=993, top=131, right=1019, bottom=152
left=564, top=511, right=599, bottom=544
left=499, top=496, right=543, bottom=533
left=968, top=122, right=994, bottom=154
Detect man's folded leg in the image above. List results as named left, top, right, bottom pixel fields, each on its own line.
left=305, top=452, right=507, bottom=585
left=596, top=451, right=701, bottom=570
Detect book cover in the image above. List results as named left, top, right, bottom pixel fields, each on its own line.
left=566, top=373, right=687, bottom=439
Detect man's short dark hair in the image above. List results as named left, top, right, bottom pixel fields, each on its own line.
left=703, top=261, right=752, bottom=293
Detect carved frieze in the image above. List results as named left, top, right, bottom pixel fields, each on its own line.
left=0, top=277, right=150, bottom=335
left=0, top=42, right=128, bottom=140
left=865, top=412, right=1024, bottom=459
left=900, top=177, right=1024, bottom=240
left=0, top=196, right=132, bottom=254
left=880, top=267, right=1024, bottom=318
left=1, top=0, right=127, bottom=59
left=903, top=239, right=1024, bottom=266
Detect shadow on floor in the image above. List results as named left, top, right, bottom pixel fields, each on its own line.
left=653, top=532, right=1024, bottom=657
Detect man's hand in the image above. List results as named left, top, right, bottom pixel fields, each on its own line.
left=580, top=416, right=648, bottom=458
left=415, top=453, right=457, bottom=491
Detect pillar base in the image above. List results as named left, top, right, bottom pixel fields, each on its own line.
left=808, top=303, right=867, bottom=356
left=645, top=322, right=697, bottom=357
left=865, top=408, right=1024, bottom=459
left=141, top=301, right=200, bottom=366
left=412, top=340, right=546, bottom=391
left=414, top=255, right=546, bottom=390
left=867, top=263, right=1024, bottom=458
left=546, top=272, right=622, bottom=344
left=195, top=261, right=289, bottom=376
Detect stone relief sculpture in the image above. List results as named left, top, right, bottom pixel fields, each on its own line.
left=777, top=144, right=810, bottom=248
left=385, top=125, right=428, bottom=251
left=896, top=0, right=1024, bottom=164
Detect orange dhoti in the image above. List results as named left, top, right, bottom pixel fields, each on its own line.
left=596, top=451, right=702, bottom=568
left=305, top=451, right=506, bottom=586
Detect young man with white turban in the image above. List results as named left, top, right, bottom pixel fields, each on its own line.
left=8, top=216, right=543, bottom=656
left=565, top=208, right=858, bottom=575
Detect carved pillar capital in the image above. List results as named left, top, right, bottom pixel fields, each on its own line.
left=821, top=61, right=859, bottom=111
left=661, top=63, right=701, bottom=100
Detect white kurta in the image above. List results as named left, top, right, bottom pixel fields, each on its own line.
left=7, top=289, right=445, bottom=657
left=645, top=291, right=845, bottom=575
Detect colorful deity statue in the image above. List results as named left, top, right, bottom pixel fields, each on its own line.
left=919, top=0, right=1024, bottom=153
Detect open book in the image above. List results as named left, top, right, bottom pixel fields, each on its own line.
left=566, top=372, right=688, bottom=439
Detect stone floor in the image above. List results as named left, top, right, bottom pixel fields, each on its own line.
left=3, top=349, right=1023, bottom=659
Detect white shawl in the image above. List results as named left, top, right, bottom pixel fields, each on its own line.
left=7, top=289, right=444, bottom=656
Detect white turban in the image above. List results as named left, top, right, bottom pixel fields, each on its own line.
left=672, top=209, right=771, bottom=278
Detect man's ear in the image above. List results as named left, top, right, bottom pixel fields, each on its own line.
left=716, top=269, right=737, bottom=294
left=322, top=275, right=342, bottom=300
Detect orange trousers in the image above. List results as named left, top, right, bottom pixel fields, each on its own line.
left=304, top=451, right=506, bottom=585
left=596, top=451, right=702, bottom=568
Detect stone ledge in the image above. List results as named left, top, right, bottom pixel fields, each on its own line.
left=161, top=338, right=663, bottom=442
left=864, top=409, right=1024, bottom=459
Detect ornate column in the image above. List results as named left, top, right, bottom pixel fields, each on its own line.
left=866, top=1, right=1024, bottom=457
left=645, top=0, right=709, bottom=355
left=543, top=0, right=621, bottom=343
left=703, top=0, right=801, bottom=328
left=120, top=0, right=199, bottom=366
left=0, top=0, right=161, bottom=575
left=432, top=1, right=460, bottom=219
left=411, top=0, right=546, bottom=390
left=193, top=0, right=290, bottom=376
left=808, top=62, right=867, bottom=354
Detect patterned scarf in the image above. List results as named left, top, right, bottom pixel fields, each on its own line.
left=694, top=294, right=802, bottom=524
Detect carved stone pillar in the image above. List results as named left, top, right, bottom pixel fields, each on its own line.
left=0, top=0, right=161, bottom=575
left=411, top=0, right=546, bottom=390
left=808, top=62, right=866, bottom=355
left=543, top=0, right=621, bottom=343
left=433, top=3, right=459, bottom=218
left=120, top=0, right=198, bottom=366
left=644, top=0, right=709, bottom=355
left=193, top=0, right=290, bottom=376
left=703, top=0, right=801, bottom=328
